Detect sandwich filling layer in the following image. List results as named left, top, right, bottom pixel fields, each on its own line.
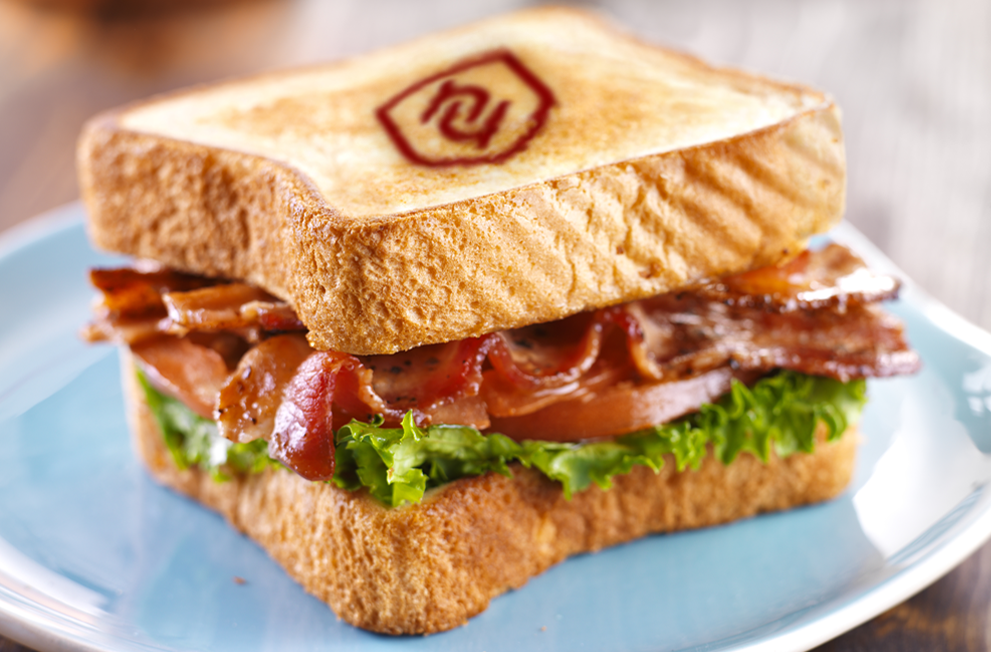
left=138, top=367, right=865, bottom=507
left=86, top=243, right=919, bottom=503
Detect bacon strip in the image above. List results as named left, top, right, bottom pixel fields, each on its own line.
left=625, top=295, right=919, bottom=383
left=163, top=284, right=272, bottom=333
left=216, top=334, right=314, bottom=443
left=84, top=269, right=305, bottom=345
left=480, top=337, right=635, bottom=418
left=364, top=338, right=489, bottom=418
left=270, top=353, right=345, bottom=481
left=487, top=313, right=604, bottom=389
left=241, top=301, right=307, bottom=332
left=163, top=283, right=306, bottom=338
left=99, top=243, right=921, bottom=479
left=271, top=351, right=382, bottom=481
left=131, top=336, right=230, bottom=419
left=90, top=268, right=213, bottom=319
left=695, top=243, right=900, bottom=312
left=84, top=268, right=218, bottom=345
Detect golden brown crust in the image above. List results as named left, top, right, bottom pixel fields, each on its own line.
left=80, top=8, right=845, bottom=355
left=123, top=353, right=858, bottom=635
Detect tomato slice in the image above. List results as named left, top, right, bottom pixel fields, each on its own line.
left=488, top=368, right=753, bottom=442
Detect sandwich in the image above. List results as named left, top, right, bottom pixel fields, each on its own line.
left=78, top=7, right=920, bottom=635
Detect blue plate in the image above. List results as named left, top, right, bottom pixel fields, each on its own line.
left=2, top=203, right=991, bottom=652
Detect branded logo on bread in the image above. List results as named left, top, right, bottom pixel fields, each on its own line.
left=376, top=50, right=555, bottom=167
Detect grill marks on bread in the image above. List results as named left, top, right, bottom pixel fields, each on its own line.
left=79, top=8, right=845, bottom=355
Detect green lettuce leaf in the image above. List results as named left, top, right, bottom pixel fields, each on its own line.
left=333, top=412, right=522, bottom=506
left=331, top=371, right=865, bottom=506
left=137, top=371, right=279, bottom=481
left=139, top=369, right=866, bottom=506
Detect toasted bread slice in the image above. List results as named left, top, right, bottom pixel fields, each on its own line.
left=79, top=7, right=844, bottom=355
left=123, top=352, right=858, bottom=634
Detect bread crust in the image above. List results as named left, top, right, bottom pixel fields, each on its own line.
left=79, top=8, right=845, bottom=355
left=123, top=353, right=858, bottom=635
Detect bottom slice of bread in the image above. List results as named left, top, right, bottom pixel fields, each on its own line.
left=123, top=354, right=858, bottom=635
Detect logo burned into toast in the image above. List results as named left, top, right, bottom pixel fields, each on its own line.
left=376, top=49, right=555, bottom=167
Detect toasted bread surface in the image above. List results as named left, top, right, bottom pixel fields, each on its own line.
left=81, top=7, right=845, bottom=355
left=123, top=353, right=858, bottom=635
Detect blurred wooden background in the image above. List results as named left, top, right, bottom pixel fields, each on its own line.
left=0, top=0, right=989, bottom=650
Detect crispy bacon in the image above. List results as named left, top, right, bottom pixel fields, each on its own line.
left=625, top=294, right=919, bottom=383
left=365, top=337, right=493, bottom=416
left=163, top=284, right=272, bottom=333
left=163, top=283, right=306, bottom=339
left=480, top=334, right=636, bottom=418
left=84, top=269, right=305, bottom=345
left=84, top=268, right=217, bottom=345
left=271, top=352, right=379, bottom=481
left=216, top=334, right=314, bottom=443
left=81, top=316, right=161, bottom=345
left=97, top=243, right=921, bottom=479
left=90, top=267, right=213, bottom=319
left=487, top=313, right=604, bottom=389
left=131, top=336, right=230, bottom=419
left=695, top=243, right=900, bottom=312
left=241, top=301, right=307, bottom=332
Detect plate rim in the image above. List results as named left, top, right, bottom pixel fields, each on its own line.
left=0, top=203, right=83, bottom=262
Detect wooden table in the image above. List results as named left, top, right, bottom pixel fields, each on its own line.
left=0, top=0, right=988, bottom=649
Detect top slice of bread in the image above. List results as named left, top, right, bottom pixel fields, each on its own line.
left=78, top=6, right=845, bottom=355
